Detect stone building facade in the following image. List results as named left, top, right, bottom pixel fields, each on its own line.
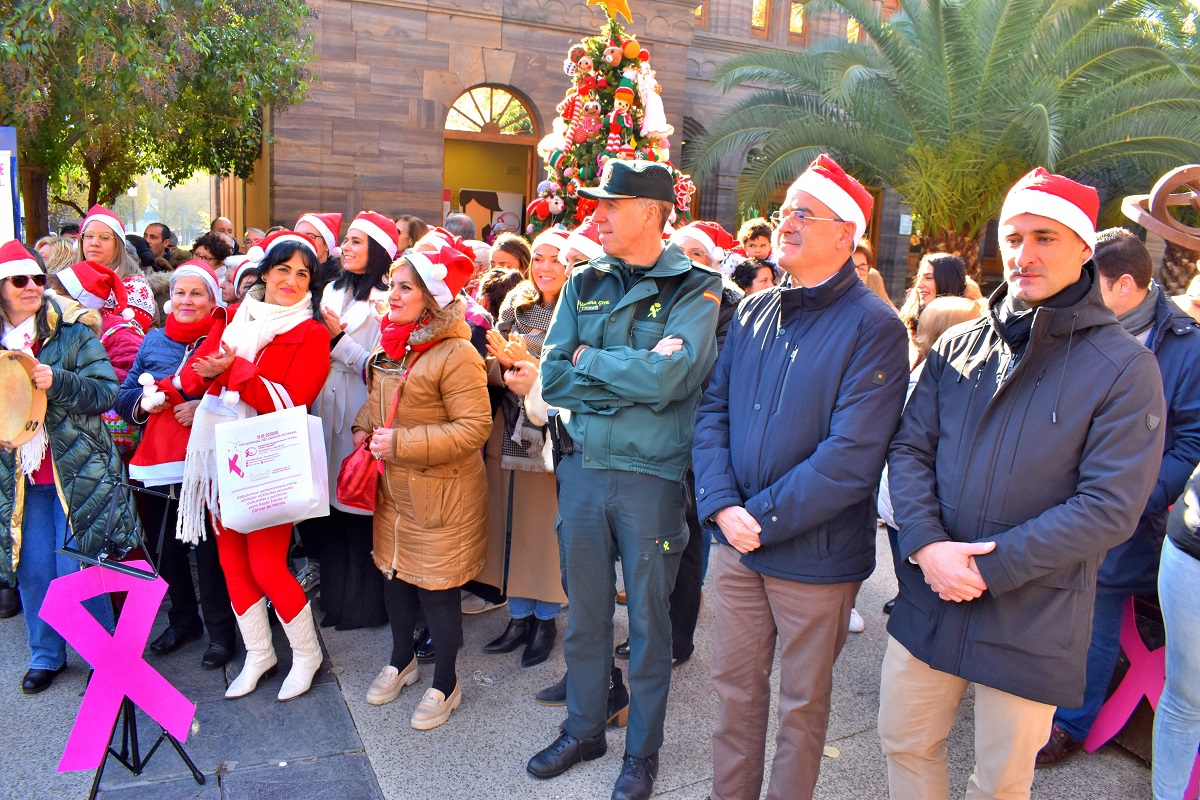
left=223, top=0, right=912, bottom=287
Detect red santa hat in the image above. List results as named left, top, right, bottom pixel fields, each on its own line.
left=295, top=212, right=343, bottom=259
left=532, top=228, right=571, bottom=256
left=671, top=221, right=736, bottom=265
left=58, top=261, right=135, bottom=321
left=416, top=226, right=460, bottom=253
left=81, top=204, right=126, bottom=240
left=244, top=229, right=319, bottom=266
left=0, top=240, right=42, bottom=280
left=560, top=219, right=604, bottom=265
left=404, top=245, right=475, bottom=309
left=999, top=167, right=1099, bottom=251
left=787, top=154, right=873, bottom=241
left=348, top=212, right=401, bottom=260
left=165, top=259, right=224, bottom=314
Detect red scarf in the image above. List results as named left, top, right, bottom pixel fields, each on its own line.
left=380, top=318, right=437, bottom=364
left=165, top=312, right=217, bottom=345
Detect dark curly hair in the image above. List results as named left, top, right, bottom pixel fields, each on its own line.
left=191, top=232, right=232, bottom=263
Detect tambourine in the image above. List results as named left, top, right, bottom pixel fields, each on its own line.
left=0, top=350, right=48, bottom=449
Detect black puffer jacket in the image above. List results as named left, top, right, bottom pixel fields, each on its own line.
left=0, top=298, right=142, bottom=583
left=887, top=264, right=1165, bottom=707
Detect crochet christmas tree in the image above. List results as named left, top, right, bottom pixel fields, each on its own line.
left=528, top=0, right=695, bottom=234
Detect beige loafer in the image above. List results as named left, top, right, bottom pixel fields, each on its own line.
left=410, top=682, right=462, bottom=730
left=366, top=658, right=419, bottom=706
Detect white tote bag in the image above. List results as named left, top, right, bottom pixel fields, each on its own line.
left=214, top=405, right=330, bottom=532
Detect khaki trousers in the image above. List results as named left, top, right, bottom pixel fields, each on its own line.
left=710, top=543, right=860, bottom=800
left=878, top=636, right=1055, bottom=800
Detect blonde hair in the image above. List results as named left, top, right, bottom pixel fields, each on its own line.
left=41, top=237, right=80, bottom=274
left=914, top=296, right=983, bottom=366
left=866, top=268, right=897, bottom=311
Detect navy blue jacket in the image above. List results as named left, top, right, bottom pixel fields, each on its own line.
left=1098, top=287, right=1200, bottom=592
left=692, top=259, right=909, bottom=583
left=886, top=266, right=1165, bottom=707
left=115, top=328, right=204, bottom=424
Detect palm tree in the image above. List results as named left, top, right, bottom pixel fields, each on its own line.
left=686, top=0, right=1200, bottom=274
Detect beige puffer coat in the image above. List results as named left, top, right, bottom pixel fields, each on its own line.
left=353, top=301, right=491, bottom=590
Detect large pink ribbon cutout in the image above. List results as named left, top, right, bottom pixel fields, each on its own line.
left=38, top=561, right=196, bottom=772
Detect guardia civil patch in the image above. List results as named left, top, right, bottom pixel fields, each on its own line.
left=1148, top=414, right=1161, bottom=430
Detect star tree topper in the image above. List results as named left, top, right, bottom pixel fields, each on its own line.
left=588, top=0, right=632, bottom=23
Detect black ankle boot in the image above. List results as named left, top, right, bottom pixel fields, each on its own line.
left=484, top=616, right=532, bottom=653
left=521, top=617, right=557, bottom=667
left=413, top=628, right=435, bottom=661
left=608, top=665, right=629, bottom=727
left=535, top=672, right=567, bottom=706
left=0, top=580, right=20, bottom=619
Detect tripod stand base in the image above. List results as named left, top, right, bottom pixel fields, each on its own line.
left=88, top=697, right=204, bottom=799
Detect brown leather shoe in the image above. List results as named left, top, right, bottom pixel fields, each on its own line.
left=1035, top=724, right=1082, bottom=768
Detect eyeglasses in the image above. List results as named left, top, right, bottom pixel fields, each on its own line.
left=81, top=232, right=116, bottom=244
left=8, top=275, right=47, bottom=289
left=769, top=209, right=846, bottom=230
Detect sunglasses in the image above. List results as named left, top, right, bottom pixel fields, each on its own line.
left=8, top=275, right=47, bottom=289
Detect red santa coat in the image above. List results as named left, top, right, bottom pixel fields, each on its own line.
left=179, top=307, right=331, bottom=416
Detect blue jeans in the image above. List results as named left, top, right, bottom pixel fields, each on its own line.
left=1055, top=588, right=1127, bottom=741
left=1153, top=538, right=1200, bottom=798
left=508, top=596, right=561, bottom=621
left=16, top=484, right=114, bottom=671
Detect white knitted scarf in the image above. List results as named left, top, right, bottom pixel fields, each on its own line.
left=2, top=316, right=50, bottom=478
left=176, top=289, right=313, bottom=544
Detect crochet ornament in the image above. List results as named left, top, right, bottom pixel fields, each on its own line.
left=532, top=0, right=695, bottom=234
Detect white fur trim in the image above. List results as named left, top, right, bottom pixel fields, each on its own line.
left=999, top=189, right=1097, bottom=251
left=0, top=258, right=41, bottom=280
left=56, top=268, right=108, bottom=309
left=297, top=214, right=338, bottom=254
left=170, top=265, right=224, bottom=307
left=248, top=234, right=317, bottom=265
left=532, top=230, right=570, bottom=255
left=788, top=171, right=867, bottom=240
left=560, top=232, right=604, bottom=264
left=348, top=218, right=399, bottom=259
left=405, top=251, right=453, bottom=308
left=129, top=460, right=187, bottom=487
left=671, top=225, right=720, bottom=263
left=83, top=212, right=125, bottom=239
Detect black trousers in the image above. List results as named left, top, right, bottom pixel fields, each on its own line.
left=385, top=578, right=461, bottom=694
left=315, top=508, right=387, bottom=630
left=667, top=467, right=703, bottom=661
left=137, top=485, right=234, bottom=647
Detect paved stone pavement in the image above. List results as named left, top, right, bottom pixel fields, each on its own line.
left=0, top=529, right=1154, bottom=798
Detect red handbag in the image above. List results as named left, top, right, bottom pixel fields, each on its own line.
left=336, top=384, right=402, bottom=512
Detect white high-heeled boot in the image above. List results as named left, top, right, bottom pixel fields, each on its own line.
left=277, top=602, right=323, bottom=701
left=226, top=597, right=278, bottom=699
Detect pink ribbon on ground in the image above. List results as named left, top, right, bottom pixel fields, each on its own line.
left=38, top=561, right=196, bottom=772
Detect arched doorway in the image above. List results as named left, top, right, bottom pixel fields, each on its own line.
left=443, top=85, right=539, bottom=239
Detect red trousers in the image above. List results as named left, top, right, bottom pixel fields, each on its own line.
left=212, top=518, right=306, bottom=623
